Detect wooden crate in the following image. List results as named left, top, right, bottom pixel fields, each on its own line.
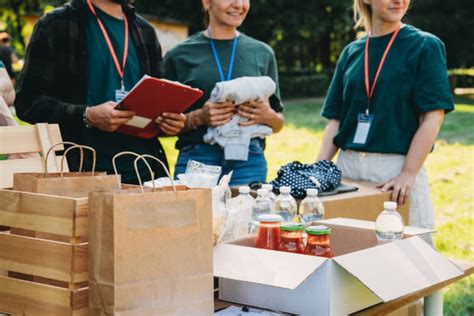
left=0, top=189, right=89, bottom=315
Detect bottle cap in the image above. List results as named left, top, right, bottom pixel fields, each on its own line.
left=258, top=214, right=283, bottom=223
left=306, top=225, right=331, bottom=235
left=257, top=188, right=268, bottom=196
left=262, top=184, right=273, bottom=191
left=306, top=188, right=318, bottom=196
left=384, top=201, right=397, bottom=210
left=280, top=222, right=305, bottom=231
left=280, top=186, right=291, bottom=194
left=239, top=186, right=250, bottom=194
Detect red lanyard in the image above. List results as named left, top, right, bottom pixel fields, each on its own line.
left=364, top=26, right=401, bottom=114
left=87, top=0, right=129, bottom=91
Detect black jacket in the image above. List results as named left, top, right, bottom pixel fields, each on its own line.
left=15, top=0, right=169, bottom=180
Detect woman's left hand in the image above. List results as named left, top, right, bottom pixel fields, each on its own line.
left=155, top=112, right=186, bottom=136
left=237, top=99, right=275, bottom=126
left=377, top=171, right=416, bottom=205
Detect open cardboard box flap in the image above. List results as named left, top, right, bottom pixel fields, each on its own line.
left=334, top=236, right=464, bottom=302
left=214, top=242, right=327, bottom=290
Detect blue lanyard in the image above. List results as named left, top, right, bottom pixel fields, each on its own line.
left=208, top=29, right=238, bottom=82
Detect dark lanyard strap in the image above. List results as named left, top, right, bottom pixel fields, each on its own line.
left=207, top=29, right=238, bottom=82
left=87, top=0, right=129, bottom=90
left=364, top=25, right=401, bottom=114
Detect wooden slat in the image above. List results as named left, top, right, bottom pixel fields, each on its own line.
left=0, top=275, right=88, bottom=315
left=0, top=156, right=67, bottom=189
left=0, top=233, right=88, bottom=282
left=36, top=123, right=60, bottom=172
left=0, top=275, right=71, bottom=307
left=0, top=189, right=87, bottom=236
left=0, top=124, right=63, bottom=155
left=0, top=232, right=88, bottom=283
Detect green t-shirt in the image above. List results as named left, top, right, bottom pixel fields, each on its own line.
left=83, top=6, right=154, bottom=183
left=164, top=32, right=283, bottom=149
left=322, top=24, right=454, bottom=155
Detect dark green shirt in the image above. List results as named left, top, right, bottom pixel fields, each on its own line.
left=83, top=6, right=154, bottom=183
left=322, top=25, right=454, bottom=155
left=164, top=32, right=283, bottom=149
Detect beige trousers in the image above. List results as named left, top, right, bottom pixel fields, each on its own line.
left=337, top=150, right=435, bottom=244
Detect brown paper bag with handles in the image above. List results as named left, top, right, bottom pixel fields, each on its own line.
left=13, top=142, right=118, bottom=198
left=88, top=153, right=214, bottom=315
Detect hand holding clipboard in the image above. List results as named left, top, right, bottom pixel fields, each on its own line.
left=115, top=75, right=203, bottom=139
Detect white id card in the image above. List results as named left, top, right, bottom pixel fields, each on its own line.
left=115, top=89, right=128, bottom=103
left=353, top=113, right=374, bottom=144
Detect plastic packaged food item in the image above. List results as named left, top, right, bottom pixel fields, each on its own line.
left=304, top=225, right=333, bottom=258
left=375, top=201, right=404, bottom=244
left=299, top=188, right=324, bottom=224
left=277, top=223, right=305, bottom=254
left=255, top=214, right=283, bottom=250
left=273, top=186, right=297, bottom=221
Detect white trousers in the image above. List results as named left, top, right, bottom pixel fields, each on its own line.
left=337, top=150, right=435, bottom=245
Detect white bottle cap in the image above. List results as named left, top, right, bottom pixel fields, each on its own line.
left=262, top=184, right=273, bottom=191
left=258, top=214, right=283, bottom=223
left=280, top=186, right=291, bottom=194
left=384, top=201, right=397, bottom=210
left=257, top=188, right=268, bottom=196
left=306, top=188, right=318, bottom=196
left=239, top=186, right=250, bottom=194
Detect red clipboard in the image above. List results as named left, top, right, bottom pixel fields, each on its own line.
left=115, top=75, right=203, bottom=139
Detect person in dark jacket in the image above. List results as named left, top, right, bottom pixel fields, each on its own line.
left=15, top=0, right=186, bottom=184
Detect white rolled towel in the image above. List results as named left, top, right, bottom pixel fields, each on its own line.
left=210, top=76, right=276, bottom=104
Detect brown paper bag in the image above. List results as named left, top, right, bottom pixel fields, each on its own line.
left=13, top=142, right=119, bottom=198
left=88, top=154, right=214, bottom=315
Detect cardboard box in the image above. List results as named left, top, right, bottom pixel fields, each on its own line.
left=214, top=218, right=463, bottom=315
left=320, top=179, right=410, bottom=225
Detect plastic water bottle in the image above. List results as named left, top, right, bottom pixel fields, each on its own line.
left=250, top=189, right=273, bottom=234
left=375, top=201, right=405, bottom=244
left=299, top=189, right=325, bottom=224
left=261, top=183, right=276, bottom=207
left=274, top=186, right=297, bottom=222
left=232, top=186, right=255, bottom=239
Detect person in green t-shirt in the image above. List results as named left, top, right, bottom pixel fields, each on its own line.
left=164, top=0, right=284, bottom=186
left=317, top=0, right=454, bottom=243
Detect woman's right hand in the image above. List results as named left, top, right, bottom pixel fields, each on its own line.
left=199, top=100, right=235, bottom=127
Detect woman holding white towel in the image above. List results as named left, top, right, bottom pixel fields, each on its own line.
left=164, top=0, right=284, bottom=186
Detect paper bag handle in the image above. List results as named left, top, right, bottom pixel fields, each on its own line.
left=60, top=145, right=96, bottom=177
left=44, top=142, right=83, bottom=173
left=112, top=151, right=143, bottom=190
left=134, top=154, right=176, bottom=192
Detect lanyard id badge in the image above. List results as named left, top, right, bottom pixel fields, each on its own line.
left=353, top=113, right=374, bottom=144
left=115, top=89, right=128, bottom=102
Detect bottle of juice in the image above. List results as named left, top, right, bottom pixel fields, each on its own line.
left=277, top=223, right=305, bottom=254
left=304, top=225, right=333, bottom=258
left=255, top=214, right=283, bottom=250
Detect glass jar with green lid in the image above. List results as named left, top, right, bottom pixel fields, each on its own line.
left=277, top=222, right=305, bottom=254
left=304, top=225, right=333, bottom=258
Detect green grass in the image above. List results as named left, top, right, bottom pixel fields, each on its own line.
left=162, top=97, right=474, bottom=315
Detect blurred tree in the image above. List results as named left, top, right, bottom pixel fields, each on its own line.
left=406, top=0, right=474, bottom=69
left=1, top=0, right=472, bottom=70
